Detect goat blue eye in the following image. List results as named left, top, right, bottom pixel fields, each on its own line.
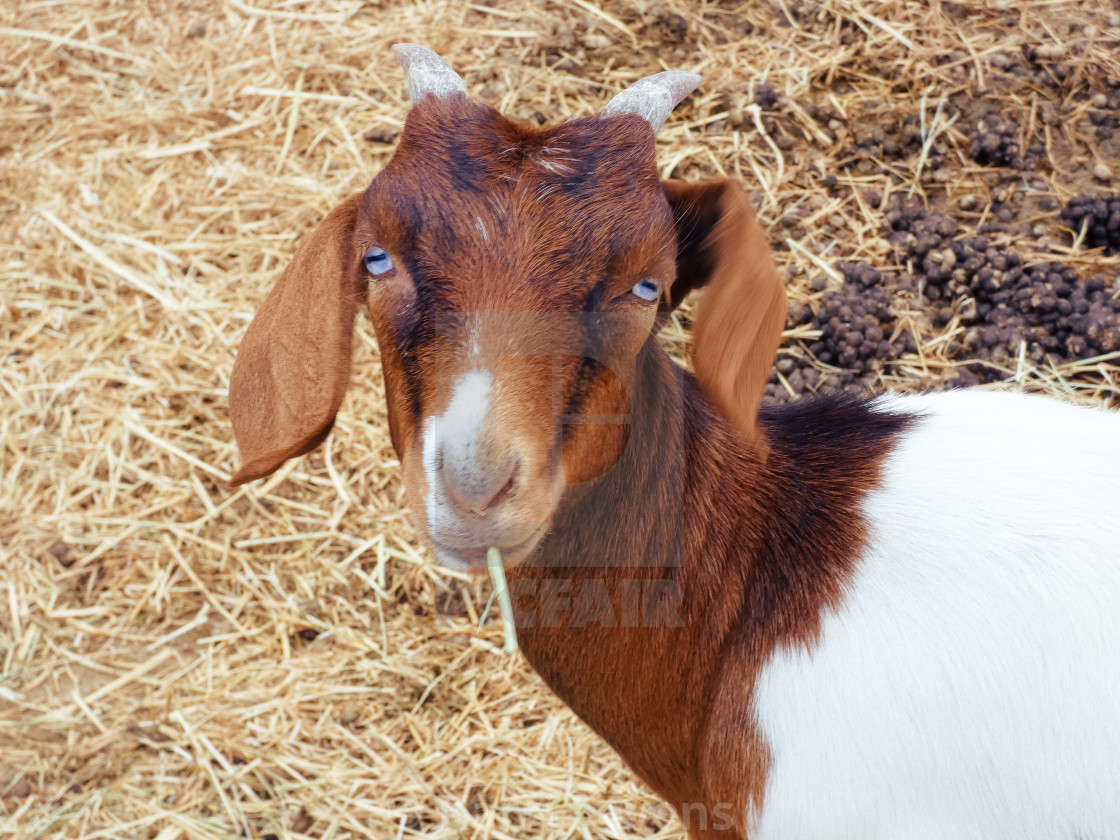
left=632, top=279, right=660, bottom=302
left=364, top=247, right=393, bottom=276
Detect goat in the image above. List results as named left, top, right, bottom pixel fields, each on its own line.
left=227, top=44, right=1120, bottom=839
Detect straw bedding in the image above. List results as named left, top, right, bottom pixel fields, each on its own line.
left=2, top=0, right=1118, bottom=837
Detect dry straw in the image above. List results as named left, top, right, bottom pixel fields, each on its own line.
left=2, top=0, right=1119, bottom=838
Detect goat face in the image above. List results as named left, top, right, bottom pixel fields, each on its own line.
left=358, top=97, right=676, bottom=568
left=229, top=47, right=784, bottom=574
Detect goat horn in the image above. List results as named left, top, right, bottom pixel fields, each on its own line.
left=392, top=43, right=468, bottom=105
left=600, top=70, right=702, bottom=132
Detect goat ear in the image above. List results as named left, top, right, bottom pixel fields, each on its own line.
left=663, top=179, right=787, bottom=445
left=228, top=193, right=365, bottom=486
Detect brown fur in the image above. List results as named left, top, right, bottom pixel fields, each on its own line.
left=508, top=372, right=910, bottom=835
left=227, top=95, right=913, bottom=836
left=663, top=180, right=789, bottom=451
left=229, top=193, right=365, bottom=485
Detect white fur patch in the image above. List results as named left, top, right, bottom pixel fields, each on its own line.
left=422, top=370, right=494, bottom=552
left=751, top=390, right=1120, bottom=839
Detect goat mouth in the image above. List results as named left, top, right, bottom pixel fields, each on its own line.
left=429, top=527, right=547, bottom=571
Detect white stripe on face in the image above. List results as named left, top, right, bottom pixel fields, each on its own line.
left=421, top=369, right=495, bottom=539
left=468, top=315, right=481, bottom=357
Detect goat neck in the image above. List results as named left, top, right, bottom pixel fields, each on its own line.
left=506, top=338, right=765, bottom=811
left=508, top=338, right=912, bottom=830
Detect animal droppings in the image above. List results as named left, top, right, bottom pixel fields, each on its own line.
left=967, top=119, right=1038, bottom=171
left=1061, top=194, right=1120, bottom=254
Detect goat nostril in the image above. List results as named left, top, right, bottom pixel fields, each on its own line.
left=442, top=458, right=520, bottom=516
left=489, top=463, right=519, bottom=511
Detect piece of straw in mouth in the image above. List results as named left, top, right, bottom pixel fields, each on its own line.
left=487, top=546, right=518, bottom=654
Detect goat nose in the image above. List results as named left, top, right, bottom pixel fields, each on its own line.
left=440, top=455, right=520, bottom=516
